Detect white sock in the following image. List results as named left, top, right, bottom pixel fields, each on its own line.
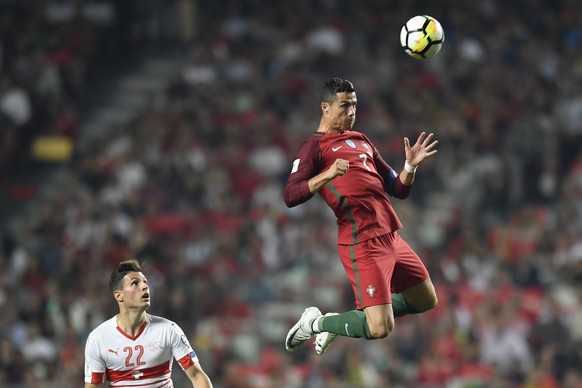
left=311, top=316, right=322, bottom=333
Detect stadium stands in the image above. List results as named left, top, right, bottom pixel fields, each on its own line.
left=1, top=0, right=581, bottom=386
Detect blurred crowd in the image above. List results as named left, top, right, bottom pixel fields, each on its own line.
left=1, top=0, right=582, bottom=387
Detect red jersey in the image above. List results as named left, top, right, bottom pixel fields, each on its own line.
left=284, top=130, right=411, bottom=245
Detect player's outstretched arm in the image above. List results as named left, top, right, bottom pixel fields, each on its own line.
left=400, top=132, right=438, bottom=185
left=404, top=131, right=438, bottom=167
left=185, top=361, right=213, bottom=388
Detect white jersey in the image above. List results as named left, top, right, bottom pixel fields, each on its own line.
left=84, top=314, right=199, bottom=387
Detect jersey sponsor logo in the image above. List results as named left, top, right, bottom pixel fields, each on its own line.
left=345, top=139, right=357, bottom=149
left=332, top=146, right=342, bottom=152
left=291, top=159, right=300, bottom=173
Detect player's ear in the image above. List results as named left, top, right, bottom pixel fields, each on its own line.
left=113, top=289, right=123, bottom=303
left=322, top=102, right=331, bottom=114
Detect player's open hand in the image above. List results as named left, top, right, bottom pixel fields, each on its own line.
left=328, top=158, right=349, bottom=179
left=404, top=132, right=438, bottom=167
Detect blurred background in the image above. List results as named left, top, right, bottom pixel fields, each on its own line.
left=1, top=0, right=582, bottom=387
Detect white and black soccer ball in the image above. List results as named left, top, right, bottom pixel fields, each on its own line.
left=400, top=15, right=445, bottom=59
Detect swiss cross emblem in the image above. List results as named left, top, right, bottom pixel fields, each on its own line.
left=366, top=284, right=376, bottom=297
left=132, top=370, right=144, bottom=380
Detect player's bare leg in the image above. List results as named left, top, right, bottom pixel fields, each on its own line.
left=363, top=279, right=437, bottom=337
left=364, top=304, right=395, bottom=338
left=314, top=279, right=437, bottom=355
left=398, top=278, right=438, bottom=314
left=313, top=305, right=392, bottom=355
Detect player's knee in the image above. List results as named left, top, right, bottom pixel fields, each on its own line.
left=409, top=290, right=439, bottom=313
left=412, top=294, right=438, bottom=313
left=421, top=293, right=438, bottom=312
left=369, top=326, right=390, bottom=339
left=367, top=320, right=394, bottom=339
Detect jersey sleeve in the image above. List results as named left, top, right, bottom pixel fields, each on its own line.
left=283, top=136, right=322, bottom=207
left=84, top=332, right=106, bottom=384
left=372, top=143, right=411, bottom=199
left=168, top=322, right=198, bottom=371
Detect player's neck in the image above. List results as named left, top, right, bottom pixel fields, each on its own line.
left=116, top=310, right=147, bottom=336
left=317, top=120, right=345, bottom=135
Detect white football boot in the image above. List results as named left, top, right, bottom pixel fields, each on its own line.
left=314, top=313, right=339, bottom=355
left=285, top=306, right=322, bottom=352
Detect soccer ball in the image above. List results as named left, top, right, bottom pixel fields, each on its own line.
left=400, top=15, right=444, bottom=59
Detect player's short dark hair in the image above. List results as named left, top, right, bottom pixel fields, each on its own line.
left=320, top=77, right=355, bottom=103
left=109, top=259, right=143, bottom=293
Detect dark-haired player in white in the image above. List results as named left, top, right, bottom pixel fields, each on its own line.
left=84, top=259, right=213, bottom=387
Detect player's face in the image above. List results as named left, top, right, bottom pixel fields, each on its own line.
left=119, top=271, right=150, bottom=309
left=327, top=92, right=357, bottom=132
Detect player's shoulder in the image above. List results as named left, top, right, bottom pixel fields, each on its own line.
left=147, top=313, right=173, bottom=324
left=304, top=131, right=325, bottom=144
left=147, top=314, right=181, bottom=329
left=347, top=130, right=369, bottom=140
left=86, top=316, right=117, bottom=341
left=347, top=130, right=376, bottom=148
left=294, top=131, right=324, bottom=154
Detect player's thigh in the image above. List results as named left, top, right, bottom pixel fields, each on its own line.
left=390, top=232, right=430, bottom=293
left=338, top=236, right=395, bottom=310
left=401, top=278, right=438, bottom=311
left=391, top=233, right=436, bottom=309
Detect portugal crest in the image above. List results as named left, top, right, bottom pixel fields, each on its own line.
left=366, top=284, right=376, bottom=298
left=360, top=141, right=372, bottom=156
